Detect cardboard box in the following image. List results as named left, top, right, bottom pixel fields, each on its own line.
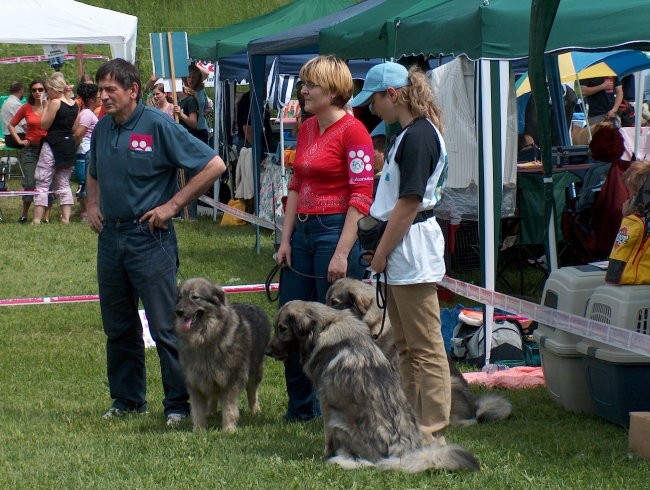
left=629, top=412, right=650, bottom=459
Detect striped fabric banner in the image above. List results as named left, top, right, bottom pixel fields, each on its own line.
left=266, top=57, right=297, bottom=111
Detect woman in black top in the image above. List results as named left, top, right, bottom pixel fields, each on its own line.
left=32, top=73, right=79, bottom=224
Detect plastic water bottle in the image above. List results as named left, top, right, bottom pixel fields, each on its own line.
left=482, top=363, right=510, bottom=375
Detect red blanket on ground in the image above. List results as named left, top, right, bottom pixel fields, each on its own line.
left=463, top=366, right=545, bottom=388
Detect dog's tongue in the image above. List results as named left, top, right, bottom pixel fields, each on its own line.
left=182, top=317, right=193, bottom=331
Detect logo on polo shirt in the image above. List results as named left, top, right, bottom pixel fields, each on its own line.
left=347, top=145, right=374, bottom=183
left=129, top=134, right=153, bottom=152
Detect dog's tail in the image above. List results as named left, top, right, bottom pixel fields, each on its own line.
left=328, top=455, right=375, bottom=470
left=475, top=393, right=512, bottom=423
left=375, top=443, right=480, bottom=473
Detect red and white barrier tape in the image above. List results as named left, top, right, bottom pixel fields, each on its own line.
left=4, top=263, right=648, bottom=357
left=0, top=190, right=52, bottom=197
left=198, top=195, right=281, bottom=231
left=0, top=283, right=279, bottom=307
left=439, top=276, right=650, bottom=357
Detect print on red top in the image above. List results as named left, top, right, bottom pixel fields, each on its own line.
left=347, top=145, right=374, bottom=184
left=129, top=134, right=153, bottom=152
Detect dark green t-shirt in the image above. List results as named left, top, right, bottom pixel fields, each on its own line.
left=89, top=103, right=217, bottom=221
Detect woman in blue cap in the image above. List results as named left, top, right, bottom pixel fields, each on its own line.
left=350, top=61, right=450, bottom=444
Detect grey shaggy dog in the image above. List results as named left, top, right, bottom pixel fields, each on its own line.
left=266, top=300, right=480, bottom=473
left=325, top=278, right=512, bottom=427
left=175, top=278, right=270, bottom=431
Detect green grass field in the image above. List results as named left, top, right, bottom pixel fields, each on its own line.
left=0, top=182, right=648, bottom=489
left=1, top=1, right=649, bottom=486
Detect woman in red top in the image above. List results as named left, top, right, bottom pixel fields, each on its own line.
left=275, top=55, right=374, bottom=422
left=8, top=79, right=48, bottom=223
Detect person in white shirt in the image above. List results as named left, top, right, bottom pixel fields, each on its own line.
left=351, top=61, right=450, bottom=445
left=2, top=81, right=25, bottom=147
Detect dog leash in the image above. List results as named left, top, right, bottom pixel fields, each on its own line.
left=373, top=270, right=388, bottom=340
left=264, top=260, right=328, bottom=302
left=266, top=257, right=388, bottom=343
left=359, top=252, right=388, bottom=341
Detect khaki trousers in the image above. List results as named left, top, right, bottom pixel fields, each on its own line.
left=387, top=282, right=451, bottom=436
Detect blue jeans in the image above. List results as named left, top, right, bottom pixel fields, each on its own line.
left=97, top=220, right=189, bottom=416
left=279, top=213, right=364, bottom=421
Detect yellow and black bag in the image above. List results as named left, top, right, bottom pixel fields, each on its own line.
left=606, top=213, right=650, bottom=284
left=220, top=199, right=247, bottom=226
left=606, top=171, right=650, bottom=285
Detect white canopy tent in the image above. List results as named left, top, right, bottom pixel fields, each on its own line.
left=0, top=0, right=138, bottom=63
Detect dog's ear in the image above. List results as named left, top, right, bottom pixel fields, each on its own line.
left=293, top=311, right=315, bottom=339
left=291, top=307, right=320, bottom=363
left=350, top=289, right=374, bottom=317
left=209, top=282, right=227, bottom=306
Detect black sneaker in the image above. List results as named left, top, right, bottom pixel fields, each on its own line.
left=165, top=412, right=189, bottom=428
left=18, top=216, right=27, bottom=224
left=102, top=406, right=147, bottom=420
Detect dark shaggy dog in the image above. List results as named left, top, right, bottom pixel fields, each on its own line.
left=175, top=278, right=270, bottom=431
left=325, top=278, right=512, bottom=426
left=266, top=300, right=480, bottom=473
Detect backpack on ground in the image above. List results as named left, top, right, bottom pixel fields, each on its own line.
left=451, top=310, right=525, bottom=367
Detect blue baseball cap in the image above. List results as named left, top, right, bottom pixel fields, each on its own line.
left=350, top=62, right=410, bottom=107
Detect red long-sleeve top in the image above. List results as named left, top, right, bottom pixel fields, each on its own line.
left=289, top=113, right=374, bottom=215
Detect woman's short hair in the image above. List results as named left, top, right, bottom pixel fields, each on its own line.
left=299, top=55, right=353, bottom=108
left=96, top=58, right=142, bottom=102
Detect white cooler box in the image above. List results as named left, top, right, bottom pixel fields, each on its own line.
left=535, top=265, right=607, bottom=414
left=534, top=324, right=595, bottom=414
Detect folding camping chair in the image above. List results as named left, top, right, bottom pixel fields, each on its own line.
left=496, top=216, right=549, bottom=297
left=0, top=147, right=25, bottom=180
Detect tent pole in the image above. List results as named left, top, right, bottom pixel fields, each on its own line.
left=478, top=59, right=496, bottom=368
left=573, top=76, right=592, bottom=143
left=76, top=44, right=84, bottom=80
left=213, top=69, right=222, bottom=221
left=250, top=54, right=266, bottom=255
left=634, top=70, right=646, bottom=158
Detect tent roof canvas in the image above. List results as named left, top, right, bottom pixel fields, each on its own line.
left=188, top=0, right=355, bottom=61
left=247, top=0, right=385, bottom=56
left=320, top=0, right=650, bottom=61
left=319, top=0, right=436, bottom=60
left=0, top=0, right=138, bottom=62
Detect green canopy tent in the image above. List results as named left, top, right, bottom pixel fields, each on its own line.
left=321, top=0, right=650, bottom=61
left=318, top=0, right=650, bottom=366
left=188, top=0, right=355, bottom=61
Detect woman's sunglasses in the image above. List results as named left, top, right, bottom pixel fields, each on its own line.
left=31, top=87, right=45, bottom=93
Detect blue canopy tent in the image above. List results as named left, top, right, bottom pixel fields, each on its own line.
left=217, top=53, right=314, bottom=83
left=186, top=0, right=368, bottom=223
